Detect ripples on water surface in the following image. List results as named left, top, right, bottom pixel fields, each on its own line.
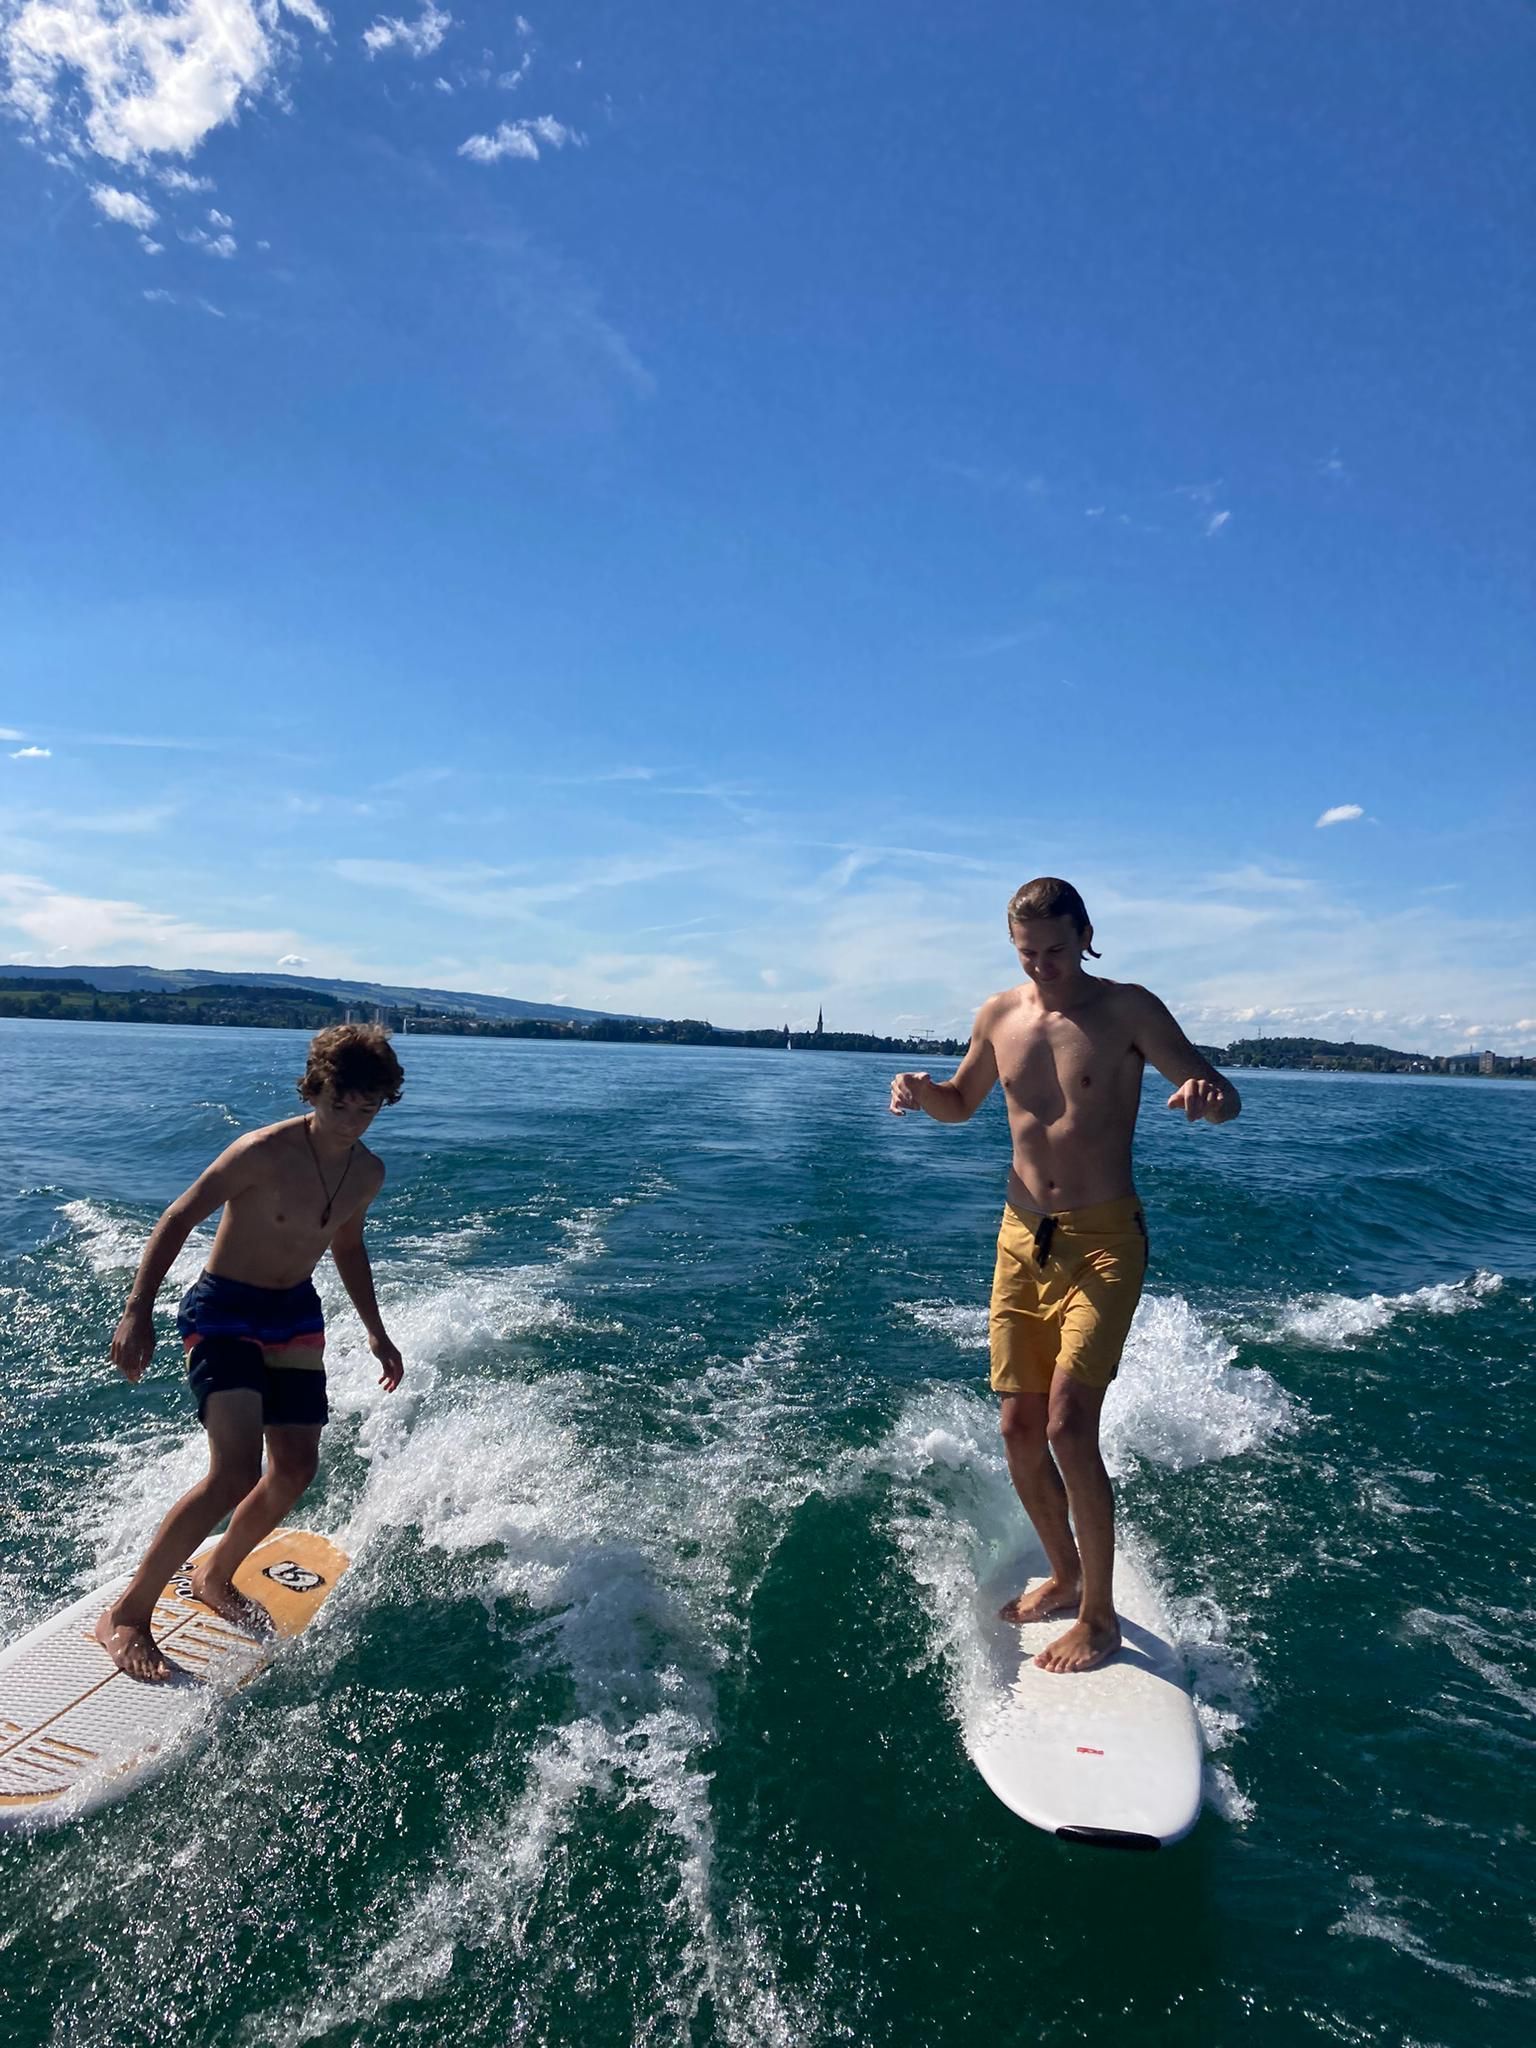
left=1, top=1019, right=1533, bottom=2045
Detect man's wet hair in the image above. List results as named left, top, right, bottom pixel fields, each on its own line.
left=1006, top=877, right=1101, bottom=958
left=297, top=1023, right=405, bottom=1106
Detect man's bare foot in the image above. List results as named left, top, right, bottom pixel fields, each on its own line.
left=95, top=1609, right=173, bottom=1682
left=187, top=1564, right=270, bottom=1634
left=999, top=1575, right=1081, bottom=1625
left=1034, top=1615, right=1122, bottom=1674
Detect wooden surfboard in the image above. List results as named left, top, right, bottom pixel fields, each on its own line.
left=0, top=1529, right=348, bottom=1831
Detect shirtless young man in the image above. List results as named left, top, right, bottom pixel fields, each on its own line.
left=97, top=1023, right=406, bottom=1681
left=890, top=877, right=1240, bottom=1675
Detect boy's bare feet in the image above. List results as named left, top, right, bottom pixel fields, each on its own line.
left=1034, top=1615, right=1121, bottom=1674
left=95, top=1610, right=173, bottom=1683
left=999, top=1575, right=1081, bottom=1625
left=187, top=1563, right=270, bottom=1634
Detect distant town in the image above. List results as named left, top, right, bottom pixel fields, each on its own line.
left=0, top=970, right=1529, bottom=1075
left=1215, top=1035, right=1533, bottom=1078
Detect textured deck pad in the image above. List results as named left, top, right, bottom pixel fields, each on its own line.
left=0, top=1530, right=348, bottom=1829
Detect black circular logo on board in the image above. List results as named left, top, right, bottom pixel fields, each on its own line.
left=262, top=1560, right=325, bottom=1593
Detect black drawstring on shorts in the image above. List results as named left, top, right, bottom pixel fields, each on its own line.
left=1032, top=1214, right=1058, bottom=1267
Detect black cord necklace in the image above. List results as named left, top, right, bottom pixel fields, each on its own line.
left=304, top=1117, right=355, bottom=1226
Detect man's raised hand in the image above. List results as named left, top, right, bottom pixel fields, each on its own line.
left=890, top=1072, right=930, bottom=1116
left=1167, top=1077, right=1227, bottom=1124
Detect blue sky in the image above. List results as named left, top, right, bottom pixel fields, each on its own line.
left=1, top=1, right=1532, bottom=1049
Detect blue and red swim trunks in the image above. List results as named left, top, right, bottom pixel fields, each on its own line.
left=176, top=1269, right=329, bottom=1428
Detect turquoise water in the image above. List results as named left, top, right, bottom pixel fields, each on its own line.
left=1, top=1017, right=1532, bottom=2046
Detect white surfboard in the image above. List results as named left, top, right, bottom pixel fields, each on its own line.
left=0, top=1529, right=348, bottom=1832
left=970, top=1548, right=1201, bottom=1849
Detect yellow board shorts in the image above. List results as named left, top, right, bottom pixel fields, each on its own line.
left=988, top=1196, right=1148, bottom=1396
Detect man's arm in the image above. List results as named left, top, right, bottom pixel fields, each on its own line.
left=1127, top=987, right=1241, bottom=1125
left=890, top=1001, right=1001, bottom=1124
left=111, top=1144, right=253, bottom=1382
left=329, top=1186, right=404, bottom=1390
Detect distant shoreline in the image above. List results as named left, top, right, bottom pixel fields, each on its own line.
left=0, top=987, right=964, bottom=1061
left=1, top=1001, right=1530, bottom=1078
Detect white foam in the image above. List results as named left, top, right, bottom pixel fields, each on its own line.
left=1401, top=1606, right=1536, bottom=1722
left=82, top=1426, right=215, bottom=1586
left=902, top=1287, right=1301, bottom=1476
left=1331, top=1874, right=1536, bottom=1996
left=247, top=1317, right=831, bottom=2044
left=1156, top=1583, right=1260, bottom=1824
left=1270, top=1271, right=1504, bottom=1348
left=553, top=1173, right=673, bottom=1267
left=59, top=1197, right=210, bottom=1291
left=900, top=1299, right=988, bottom=1347
left=1105, top=1294, right=1299, bottom=1475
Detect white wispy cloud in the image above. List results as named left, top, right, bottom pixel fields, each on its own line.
left=1204, top=509, right=1231, bottom=537
left=10, top=801, right=181, bottom=833
left=333, top=850, right=709, bottom=921
left=208, top=206, right=233, bottom=228
left=277, top=952, right=309, bottom=966
left=446, top=224, right=653, bottom=412
left=958, top=624, right=1048, bottom=660
left=75, top=730, right=229, bottom=750
left=90, top=183, right=157, bottom=230
left=458, top=114, right=576, bottom=164
left=155, top=165, right=214, bottom=193
left=0, top=728, right=23, bottom=740
left=362, top=2, right=451, bottom=59
left=184, top=224, right=237, bottom=257
left=2, top=0, right=329, bottom=165
left=540, top=765, right=659, bottom=787
left=1203, top=864, right=1312, bottom=896
left=10, top=745, right=51, bottom=759
left=142, top=288, right=225, bottom=315
left=937, top=460, right=1048, bottom=499
left=1316, top=804, right=1365, bottom=829
left=0, top=871, right=304, bottom=963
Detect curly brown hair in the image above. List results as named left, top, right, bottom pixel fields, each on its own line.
left=1006, top=876, right=1101, bottom=957
left=297, top=1023, right=405, bottom=1105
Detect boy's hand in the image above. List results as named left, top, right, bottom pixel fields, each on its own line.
left=369, top=1332, right=405, bottom=1391
left=1167, top=1077, right=1228, bottom=1124
left=111, top=1310, right=156, bottom=1383
left=890, top=1072, right=930, bottom=1115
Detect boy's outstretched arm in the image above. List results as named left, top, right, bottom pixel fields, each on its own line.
left=890, top=1000, right=1001, bottom=1124
left=1129, top=987, right=1242, bottom=1125
left=329, top=1200, right=404, bottom=1390
left=111, top=1147, right=251, bottom=1382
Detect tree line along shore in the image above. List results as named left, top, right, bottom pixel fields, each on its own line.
left=0, top=978, right=1529, bottom=1077
left=0, top=979, right=965, bottom=1059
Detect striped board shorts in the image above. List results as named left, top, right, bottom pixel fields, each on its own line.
left=176, top=1269, right=329, bottom=1428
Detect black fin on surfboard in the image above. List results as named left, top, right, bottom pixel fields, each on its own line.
left=1055, top=1825, right=1162, bottom=1852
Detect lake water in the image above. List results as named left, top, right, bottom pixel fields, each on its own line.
left=2, top=1017, right=1532, bottom=2045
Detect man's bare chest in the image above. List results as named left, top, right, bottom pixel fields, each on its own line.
left=995, top=1016, right=1141, bottom=1120
left=239, top=1151, right=369, bottom=1236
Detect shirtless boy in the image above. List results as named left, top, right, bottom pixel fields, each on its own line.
left=97, top=1023, right=406, bottom=1681
left=890, top=877, right=1240, bottom=1675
